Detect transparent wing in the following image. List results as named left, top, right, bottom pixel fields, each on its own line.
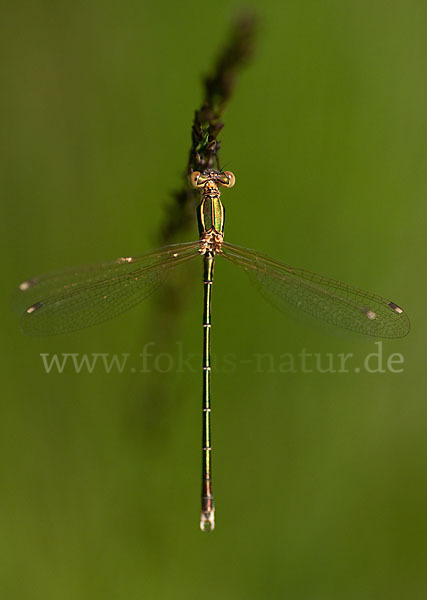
left=221, top=241, right=410, bottom=339
left=15, top=241, right=200, bottom=336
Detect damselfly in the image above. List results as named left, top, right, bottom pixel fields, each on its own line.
left=16, top=170, right=410, bottom=531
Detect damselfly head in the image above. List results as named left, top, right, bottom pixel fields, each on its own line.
left=189, top=170, right=236, bottom=189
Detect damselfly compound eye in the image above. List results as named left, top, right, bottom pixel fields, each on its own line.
left=189, top=171, right=202, bottom=188
left=223, top=171, right=235, bottom=188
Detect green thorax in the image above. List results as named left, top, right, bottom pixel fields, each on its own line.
left=197, top=180, right=225, bottom=238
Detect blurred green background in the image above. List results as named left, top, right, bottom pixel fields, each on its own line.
left=1, top=1, right=426, bottom=598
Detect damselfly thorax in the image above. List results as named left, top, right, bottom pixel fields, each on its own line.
left=190, top=169, right=235, bottom=255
